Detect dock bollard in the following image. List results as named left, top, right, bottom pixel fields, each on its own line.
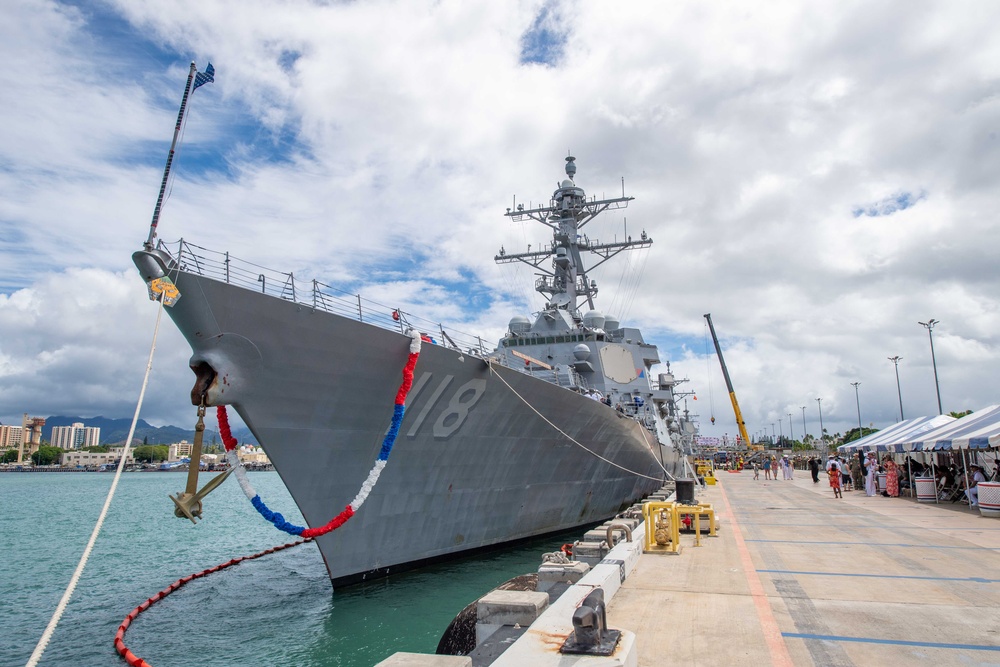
left=560, top=588, right=622, bottom=656
left=675, top=477, right=697, bottom=504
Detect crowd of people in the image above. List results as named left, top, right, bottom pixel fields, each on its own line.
left=749, top=455, right=796, bottom=481
left=734, top=449, right=997, bottom=511
left=804, top=451, right=997, bottom=507
left=741, top=450, right=998, bottom=511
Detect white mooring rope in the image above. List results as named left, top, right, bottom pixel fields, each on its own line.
left=487, top=360, right=667, bottom=481
left=25, top=295, right=166, bottom=667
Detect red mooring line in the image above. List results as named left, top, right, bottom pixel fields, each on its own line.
left=114, top=538, right=313, bottom=667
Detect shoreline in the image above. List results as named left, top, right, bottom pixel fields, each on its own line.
left=0, top=464, right=273, bottom=473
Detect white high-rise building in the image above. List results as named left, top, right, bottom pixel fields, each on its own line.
left=50, top=423, right=101, bottom=450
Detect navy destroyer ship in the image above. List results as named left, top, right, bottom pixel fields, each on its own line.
left=133, top=155, right=692, bottom=586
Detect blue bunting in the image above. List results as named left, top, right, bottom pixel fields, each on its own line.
left=251, top=494, right=305, bottom=536
left=378, top=404, right=406, bottom=461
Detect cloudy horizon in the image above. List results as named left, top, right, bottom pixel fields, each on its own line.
left=2, top=0, right=999, bottom=445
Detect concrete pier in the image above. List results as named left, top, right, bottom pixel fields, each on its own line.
left=379, top=472, right=999, bottom=666
left=607, top=471, right=1000, bottom=666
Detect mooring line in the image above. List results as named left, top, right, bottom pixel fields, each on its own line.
left=114, top=538, right=312, bottom=667
left=487, top=360, right=666, bottom=481
left=25, top=295, right=167, bottom=667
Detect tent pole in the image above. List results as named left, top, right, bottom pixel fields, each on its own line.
left=961, top=449, right=971, bottom=509
left=907, top=455, right=913, bottom=498
left=930, top=452, right=938, bottom=503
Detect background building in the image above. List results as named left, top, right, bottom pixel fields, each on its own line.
left=0, top=424, right=24, bottom=450
left=168, top=440, right=193, bottom=461
left=50, top=422, right=101, bottom=450
left=17, top=415, right=46, bottom=463
left=61, top=448, right=135, bottom=468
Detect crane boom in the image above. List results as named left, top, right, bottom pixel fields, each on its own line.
left=704, top=313, right=756, bottom=450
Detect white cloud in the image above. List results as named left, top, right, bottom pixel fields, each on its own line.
left=2, top=0, right=999, bottom=442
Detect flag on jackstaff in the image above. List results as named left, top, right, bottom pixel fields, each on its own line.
left=193, top=63, right=215, bottom=91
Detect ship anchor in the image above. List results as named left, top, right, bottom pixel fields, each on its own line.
left=170, top=404, right=233, bottom=523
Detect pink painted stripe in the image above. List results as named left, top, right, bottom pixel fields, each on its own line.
left=718, top=482, right=795, bottom=667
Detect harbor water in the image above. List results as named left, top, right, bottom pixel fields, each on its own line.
left=1, top=471, right=576, bottom=666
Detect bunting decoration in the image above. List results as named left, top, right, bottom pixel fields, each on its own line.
left=218, top=329, right=422, bottom=536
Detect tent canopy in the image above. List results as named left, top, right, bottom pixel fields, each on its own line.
left=837, top=415, right=954, bottom=455
left=896, top=405, right=1000, bottom=451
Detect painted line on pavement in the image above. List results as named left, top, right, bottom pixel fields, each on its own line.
left=758, top=569, right=1000, bottom=583
left=782, top=632, right=1000, bottom=652
left=746, top=539, right=998, bottom=550
left=718, top=482, right=794, bottom=667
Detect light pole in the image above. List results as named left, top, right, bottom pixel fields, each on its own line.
left=918, top=319, right=943, bottom=415
left=800, top=406, right=807, bottom=443
left=788, top=413, right=794, bottom=442
left=851, top=381, right=863, bottom=440
left=816, top=398, right=824, bottom=449
left=888, top=356, right=904, bottom=421
left=778, top=417, right=783, bottom=446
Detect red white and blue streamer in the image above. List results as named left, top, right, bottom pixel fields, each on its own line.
left=218, top=329, right=422, bottom=537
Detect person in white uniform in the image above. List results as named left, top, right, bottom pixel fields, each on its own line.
left=864, top=452, right=878, bottom=496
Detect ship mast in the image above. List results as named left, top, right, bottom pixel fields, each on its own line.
left=496, top=156, right=652, bottom=318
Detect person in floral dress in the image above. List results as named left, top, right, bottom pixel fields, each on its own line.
left=883, top=455, right=899, bottom=497
left=828, top=459, right=843, bottom=499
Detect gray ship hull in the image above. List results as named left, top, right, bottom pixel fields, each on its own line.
left=135, top=249, right=678, bottom=585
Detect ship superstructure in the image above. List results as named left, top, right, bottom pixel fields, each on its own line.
left=495, top=157, right=695, bottom=458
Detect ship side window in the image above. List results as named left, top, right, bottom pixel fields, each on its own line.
left=545, top=337, right=554, bottom=344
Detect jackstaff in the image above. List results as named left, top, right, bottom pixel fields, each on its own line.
left=144, top=61, right=215, bottom=249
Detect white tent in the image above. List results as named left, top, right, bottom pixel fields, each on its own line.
left=896, top=405, right=1000, bottom=451
left=837, top=415, right=954, bottom=455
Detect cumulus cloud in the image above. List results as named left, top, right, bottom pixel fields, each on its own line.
left=2, top=0, right=999, bottom=442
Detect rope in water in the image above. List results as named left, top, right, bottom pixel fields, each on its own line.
left=113, top=538, right=312, bottom=667
left=218, top=328, right=422, bottom=536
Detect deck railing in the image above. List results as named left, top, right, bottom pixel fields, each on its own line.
left=164, top=238, right=504, bottom=358
left=159, top=240, right=633, bottom=398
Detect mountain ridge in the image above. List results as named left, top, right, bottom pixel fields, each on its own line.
left=29, top=415, right=258, bottom=447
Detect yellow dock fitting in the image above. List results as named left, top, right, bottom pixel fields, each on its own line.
left=693, top=458, right=717, bottom=485
left=675, top=502, right=718, bottom=547
left=641, top=502, right=682, bottom=555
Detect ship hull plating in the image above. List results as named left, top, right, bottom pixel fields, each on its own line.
left=138, top=253, right=677, bottom=585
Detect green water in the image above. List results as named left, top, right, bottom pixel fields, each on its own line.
left=1, top=472, right=574, bottom=666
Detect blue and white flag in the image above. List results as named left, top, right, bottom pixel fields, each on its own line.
left=193, top=63, right=215, bottom=91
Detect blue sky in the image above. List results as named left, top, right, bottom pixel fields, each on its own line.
left=2, top=0, right=1000, bottom=443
